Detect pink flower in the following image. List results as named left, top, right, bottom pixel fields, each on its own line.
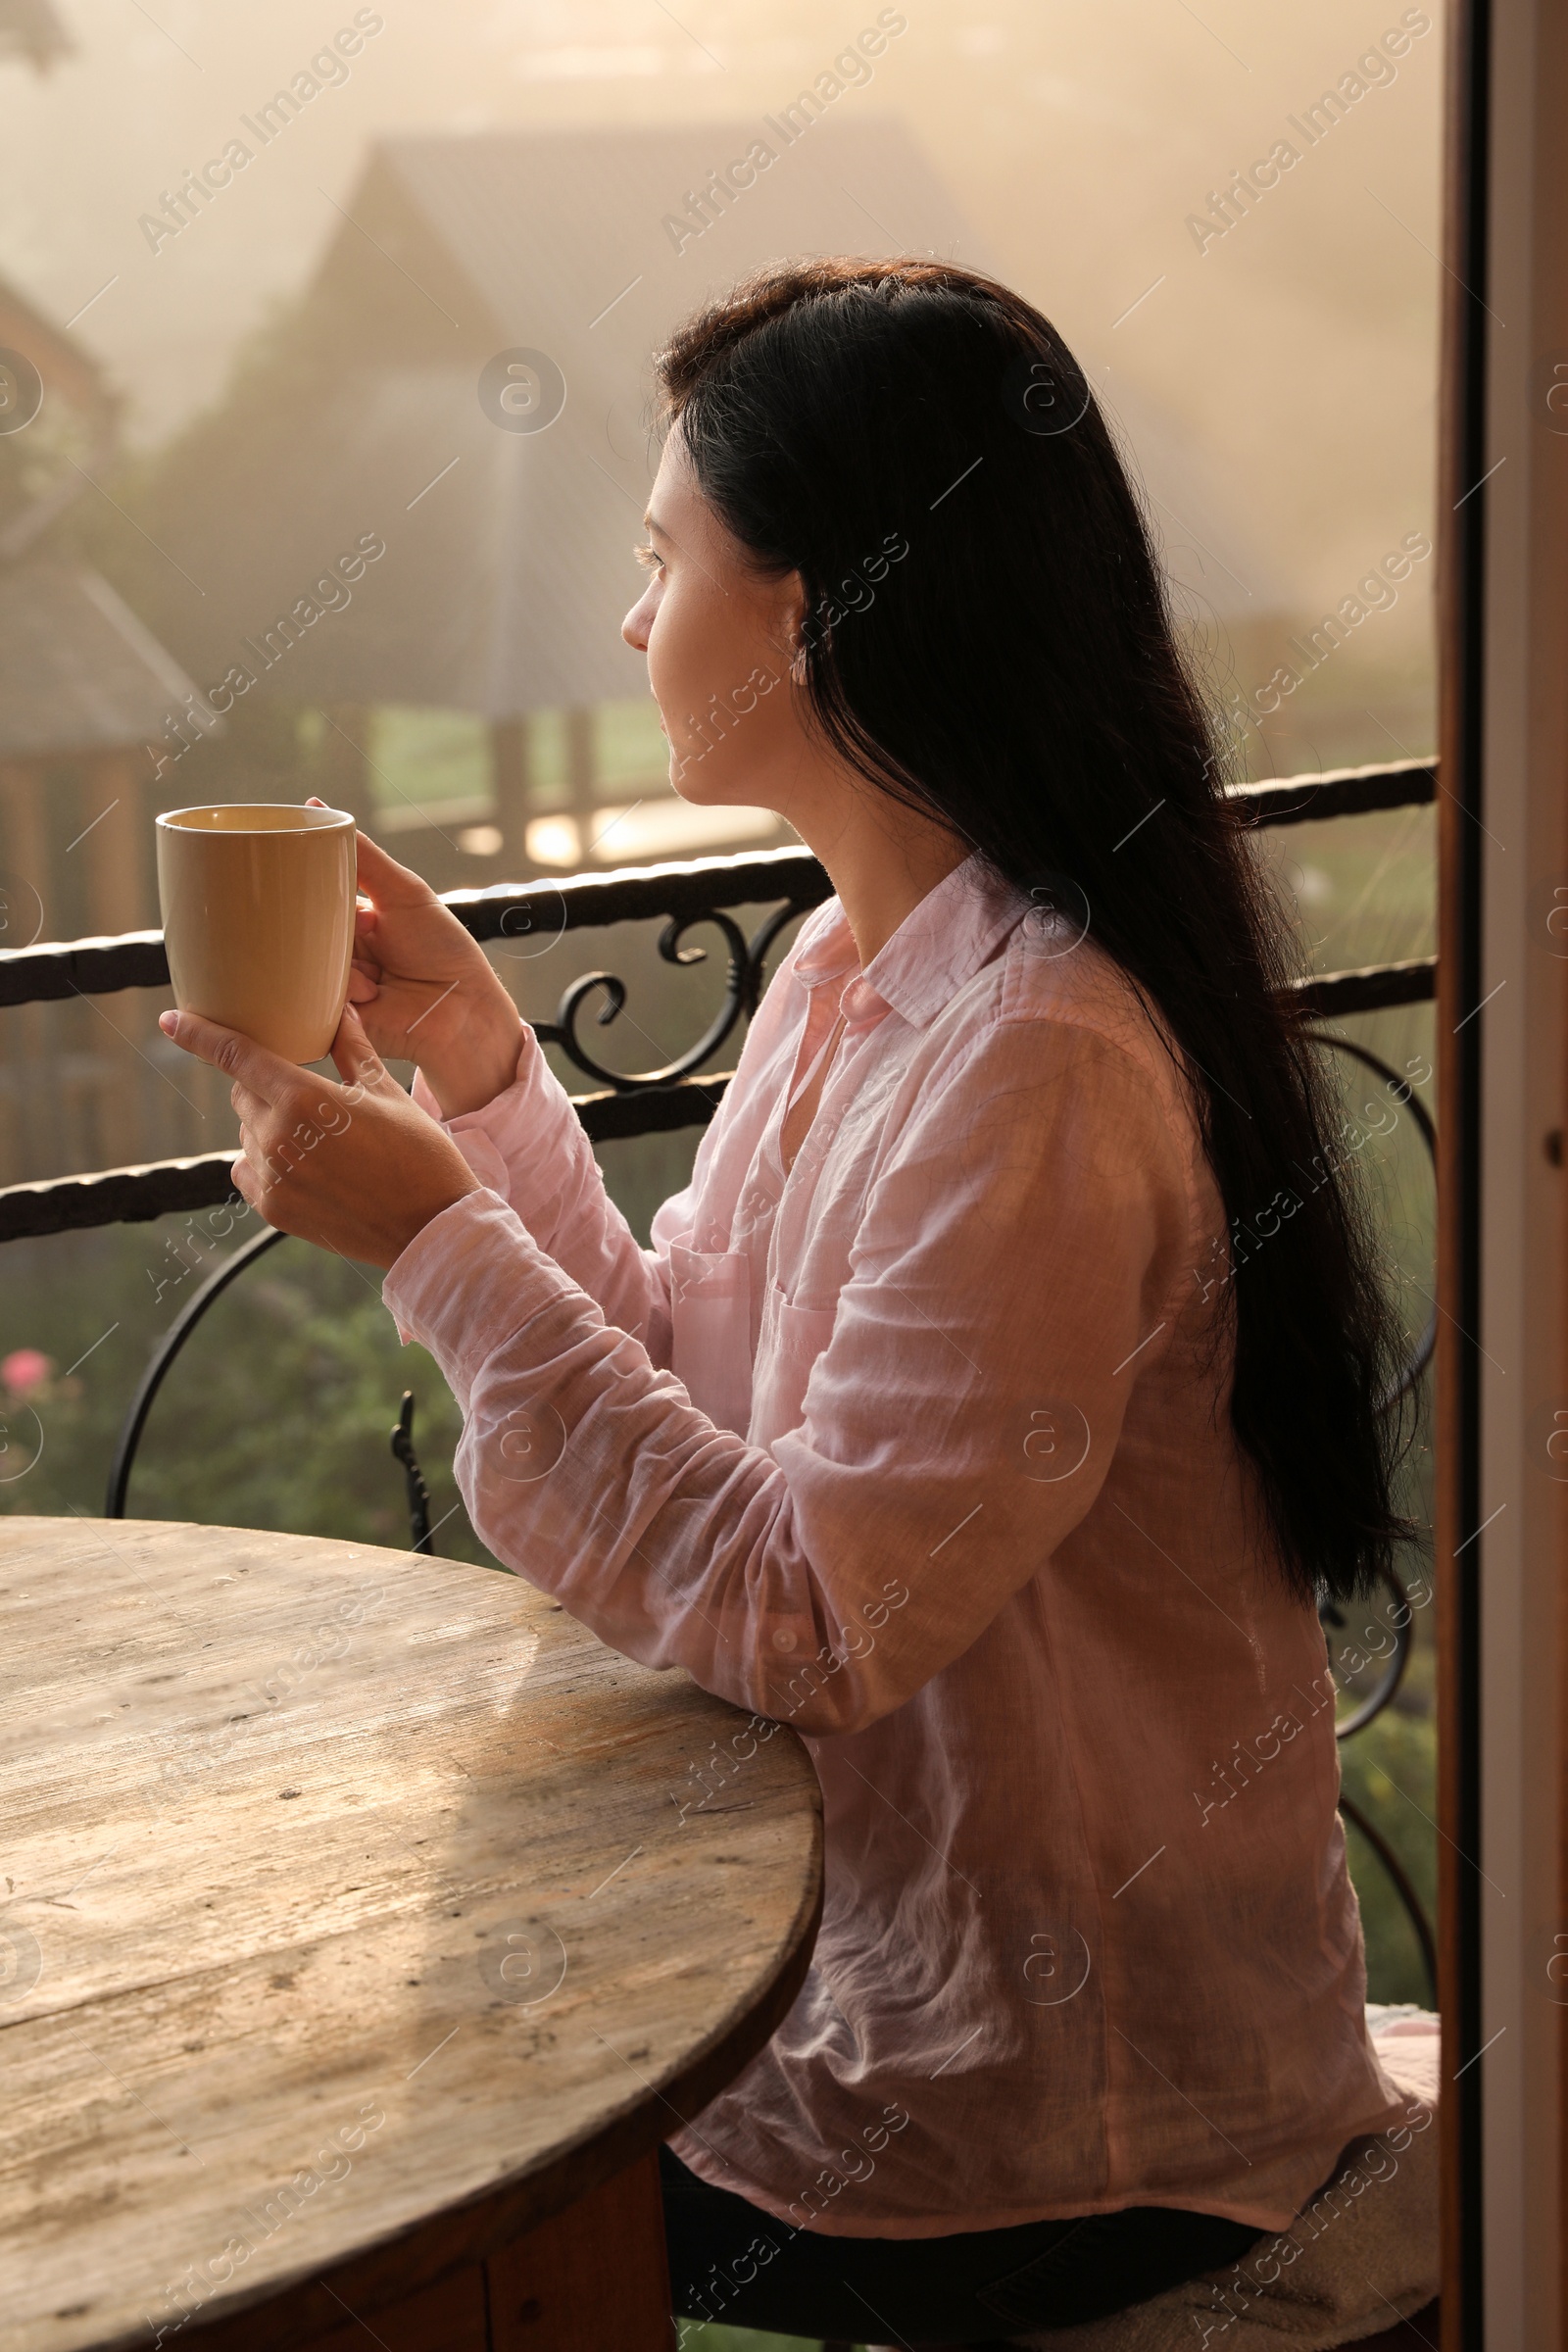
left=2, top=1348, right=52, bottom=1397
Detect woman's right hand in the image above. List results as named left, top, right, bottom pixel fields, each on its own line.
left=335, top=816, right=528, bottom=1119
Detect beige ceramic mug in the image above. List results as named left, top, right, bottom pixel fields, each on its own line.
left=156, top=804, right=357, bottom=1063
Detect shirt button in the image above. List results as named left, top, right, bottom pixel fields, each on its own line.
left=771, top=1628, right=798, bottom=1652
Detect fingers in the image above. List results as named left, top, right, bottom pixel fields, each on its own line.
left=346, top=963, right=380, bottom=1004
left=328, top=1000, right=390, bottom=1095
left=352, top=825, right=434, bottom=910
left=159, top=1008, right=293, bottom=1103
left=310, top=793, right=430, bottom=909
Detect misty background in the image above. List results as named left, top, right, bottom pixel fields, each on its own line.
left=3, top=0, right=1441, bottom=753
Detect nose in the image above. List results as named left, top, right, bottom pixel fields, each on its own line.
left=622, top=587, right=654, bottom=653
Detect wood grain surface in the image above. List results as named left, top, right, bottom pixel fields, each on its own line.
left=0, top=1517, right=822, bottom=2352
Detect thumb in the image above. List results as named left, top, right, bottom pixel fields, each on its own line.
left=310, top=794, right=430, bottom=910
left=328, top=1001, right=391, bottom=1098
left=354, top=822, right=434, bottom=909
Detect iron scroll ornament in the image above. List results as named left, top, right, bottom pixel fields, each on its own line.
left=104, top=1223, right=286, bottom=1520
left=1319, top=1557, right=1437, bottom=2004
left=1302, top=1032, right=1437, bottom=2001
left=1336, top=1792, right=1438, bottom=2003
left=531, top=897, right=811, bottom=1092
left=1305, top=1030, right=1438, bottom=1405
left=105, top=1221, right=444, bottom=1557
left=391, top=1390, right=435, bottom=1553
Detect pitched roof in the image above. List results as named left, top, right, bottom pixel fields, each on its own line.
left=142, top=117, right=980, bottom=718
left=0, top=560, right=210, bottom=758
left=0, top=270, right=109, bottom=421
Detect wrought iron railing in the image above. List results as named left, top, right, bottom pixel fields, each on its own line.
left=0, top=760, right=1434, bottom=1239
left=0, top=757, right=1438, bottom=1991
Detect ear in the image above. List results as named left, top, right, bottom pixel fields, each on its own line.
left=773, top=568, right=812, bottom=672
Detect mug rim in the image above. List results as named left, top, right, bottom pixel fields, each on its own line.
left=156, top=803, right=355, bottom=834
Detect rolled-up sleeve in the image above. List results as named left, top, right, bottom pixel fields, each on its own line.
left=385, top=1016, right=1192, bottom=1734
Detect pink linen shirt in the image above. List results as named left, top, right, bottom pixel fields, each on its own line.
left=383, top=851, right=1406, bottom=2238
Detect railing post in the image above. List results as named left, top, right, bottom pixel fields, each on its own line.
left=491, top=717, right=537, bottom=878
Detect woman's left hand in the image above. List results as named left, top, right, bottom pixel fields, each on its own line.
left=160, top=1003, right=481, bottom=1270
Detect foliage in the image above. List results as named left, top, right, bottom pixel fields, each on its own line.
left=0, top=393, right=92, bottom=533
left=1339, top=1641, right=1439, bottom=2006
left=0, top=1212, right=487, bottom=1561
left=0, top=1125, right=701, bottom=1550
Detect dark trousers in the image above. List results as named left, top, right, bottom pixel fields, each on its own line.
left=660, top=2144, right=1262, bottom=2345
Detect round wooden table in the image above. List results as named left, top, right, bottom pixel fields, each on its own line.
left=0, top=1517, right=822, bottom=2352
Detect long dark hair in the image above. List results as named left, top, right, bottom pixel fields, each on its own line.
left=655, top=256, right=1409, bottom=1609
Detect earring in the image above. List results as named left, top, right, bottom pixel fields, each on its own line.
left=789, top=643, right=808, bottom=685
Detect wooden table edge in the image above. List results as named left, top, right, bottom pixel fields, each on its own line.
left=163, top=1807, right=825, bottom=2351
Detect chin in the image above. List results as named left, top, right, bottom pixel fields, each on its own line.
left=668, top=749, right=748, bottom=808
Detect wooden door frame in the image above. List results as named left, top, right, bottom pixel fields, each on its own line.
left=1437, top=0, right=1568, bottom=2342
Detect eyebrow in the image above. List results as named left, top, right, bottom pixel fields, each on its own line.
left=642, top=509, right=670, bottom=541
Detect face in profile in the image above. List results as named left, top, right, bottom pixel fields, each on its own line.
left=621, top=422, right=811, bottom=814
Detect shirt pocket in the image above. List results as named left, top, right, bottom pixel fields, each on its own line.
left=750, top=1285, right=839, bottom=1451
left=667, top=1242, right=753, bottom=1437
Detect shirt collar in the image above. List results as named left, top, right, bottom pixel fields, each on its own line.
left=793, top=853, right=1031, bottom=1031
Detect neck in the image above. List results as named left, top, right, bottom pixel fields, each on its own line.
left=783, top=762, right=969, bottom=969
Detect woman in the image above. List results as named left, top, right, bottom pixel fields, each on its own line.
left=164, top=258, right=1414, bottom=2345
